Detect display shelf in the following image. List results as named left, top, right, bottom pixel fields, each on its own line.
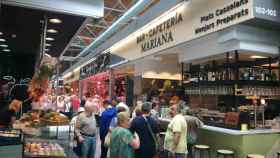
left=24, top=138, right=66, bottom=158
left=0, top=129, right=23, bottom=146
left=184, top=80, right=280, bottom=86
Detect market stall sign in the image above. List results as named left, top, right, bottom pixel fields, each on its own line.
left=110, top=0, right=253, bottom=62
left=80, top=54, right=110, bottom=79
left=195, top=0, right=249, bottom=35
left=2, top=0, right=104, bottom=18
left=253, top=0, right=280, bottom=24
left=136, top=13, right=183, bottom=52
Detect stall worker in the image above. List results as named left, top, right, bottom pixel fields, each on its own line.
left=0, top=99, right=22, bottom=128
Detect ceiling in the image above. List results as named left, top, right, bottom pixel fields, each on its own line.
left=0, top=4, right=85, bottom=80
left=58, top=0, right=161, bottom=73
left=61, top=0, right=139, bottom=58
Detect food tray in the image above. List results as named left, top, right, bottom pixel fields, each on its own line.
left=40, top=119, right=69, bottom=126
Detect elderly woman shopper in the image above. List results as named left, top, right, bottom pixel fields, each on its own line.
left=75, top=101, right=98, bottom=158
left=110, top=112, right=140, bottom=158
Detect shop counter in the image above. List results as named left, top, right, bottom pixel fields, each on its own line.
left=202, top=125, right=280, bottom=135
left=159, top=117, right=280, bottom=157
left=199, top=125, right=280, bottom=157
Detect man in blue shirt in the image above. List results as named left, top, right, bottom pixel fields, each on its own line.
left=99, top=100, right=117, bottom=158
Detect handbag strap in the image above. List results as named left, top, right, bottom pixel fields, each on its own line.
left=143, top=116, right=158, bottom=146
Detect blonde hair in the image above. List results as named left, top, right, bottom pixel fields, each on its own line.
left=9, top=99, right=22, bottom=112
left=117, top=112, right=130, bottom=125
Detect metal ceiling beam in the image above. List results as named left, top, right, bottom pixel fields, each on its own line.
left=85, top=25, right=97, bottom=37
left=78, top=35, right=96, bottom=40
left=104, top=6, right=125, bottom=13
left=59, top=18, right=89, bottom=60
left=70, top=44, right=87, bottom=49
left=74, top=0, right=153, bottom=59
left=118, top=0, right=128, bottom=10
left=86, top=23, right=108, bottom=29
left=60, top=56, right=83, bottom=62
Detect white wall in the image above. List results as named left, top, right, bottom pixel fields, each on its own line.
left=134, top=56, right=181, bottom=80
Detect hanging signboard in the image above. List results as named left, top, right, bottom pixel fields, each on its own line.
left=80, top=53, right=110, bottom=79
left=2, top=0, right=104, bottom=18
left=253, top=0, right=280, bottom=24
left=111, top=0, right=254, bottom=61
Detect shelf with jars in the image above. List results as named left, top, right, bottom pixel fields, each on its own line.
left=183, top=51, right=280, bottom=97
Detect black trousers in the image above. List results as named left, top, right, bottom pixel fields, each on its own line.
left=100, top=138, right=108, bottom=158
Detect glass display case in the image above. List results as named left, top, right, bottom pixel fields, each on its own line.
left=0, top=128, right=23, bottom=158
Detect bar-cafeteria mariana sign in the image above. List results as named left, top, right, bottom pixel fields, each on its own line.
left=136, top=13, right=183, bottom=52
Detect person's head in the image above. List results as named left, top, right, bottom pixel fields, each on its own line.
left=85, top=101, right=97, bottom=113
left=111, top=97, right=120, bottom=106
left=152, top=102, right=160, bottom=111
left=117, top=112, right=130, bottom=128
left=0, top=82, right=10, bottom=97
left=103, top=99, right=112, bottom=108
left=169, top=104, right=180, bottom=117
left=85, top=92, right=91, bottom=99
left=169, top=95, right=179, bottom=105
left=135, top=106, right=142, bottom=117
left=9, top=99, right=22, bottom=112
left=141, top=102, right=152, bottom=114
left=117, top=106, right=126, bottom=113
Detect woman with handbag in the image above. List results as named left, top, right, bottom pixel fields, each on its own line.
left=130, top=102, right=160, bottom=158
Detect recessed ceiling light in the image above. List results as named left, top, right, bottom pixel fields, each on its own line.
left=0, top=38, right=6, bottom=42
left=46, top=37, right=55, bottom=41
left=3, top=49, right=11, bottom=52
left=47, top=29, right=58, bottom=33
left=0, top=44, right=8, bottom=48
left=0, top=32, right=3, bottom=35
left=49, top=18, right=62, bottom=24
left=250, top=55, right=267, bottom=59
left=45, top=43, right=52, bottom=47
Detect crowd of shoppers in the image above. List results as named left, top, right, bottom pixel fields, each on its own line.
left=69, top=92, right=198, bottom=158
left=0, top=79, right=198, bottom=158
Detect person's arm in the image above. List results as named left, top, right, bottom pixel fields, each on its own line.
left=130, top=132, right=140, bottom=149
left=171, top=119, right=182, bottom=152
left=172, top=132, right=181, bottom=151
left=74, top=115, right=84, bottom=143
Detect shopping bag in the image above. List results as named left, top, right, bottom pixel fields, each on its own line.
left=104, top=132, right=111, bottom=147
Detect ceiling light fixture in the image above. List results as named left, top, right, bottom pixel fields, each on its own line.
left=45, top=43, right=52, bottom=47
left=3, top=49, right=11, bottom=52
left=45, top=49, right=50, bottom=52
left=0, top=38, right=6, bottom=42
left=49, top=18, right=62, bottom=24
left=250, top=55, right=267, bottom=59
left=0, top=44, right=8, bottom=48
left=46, top=37, right=55, bottom=41
left=0, top=32, right=3, bottom=35
left=47, top=29, right=58, bottom=33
